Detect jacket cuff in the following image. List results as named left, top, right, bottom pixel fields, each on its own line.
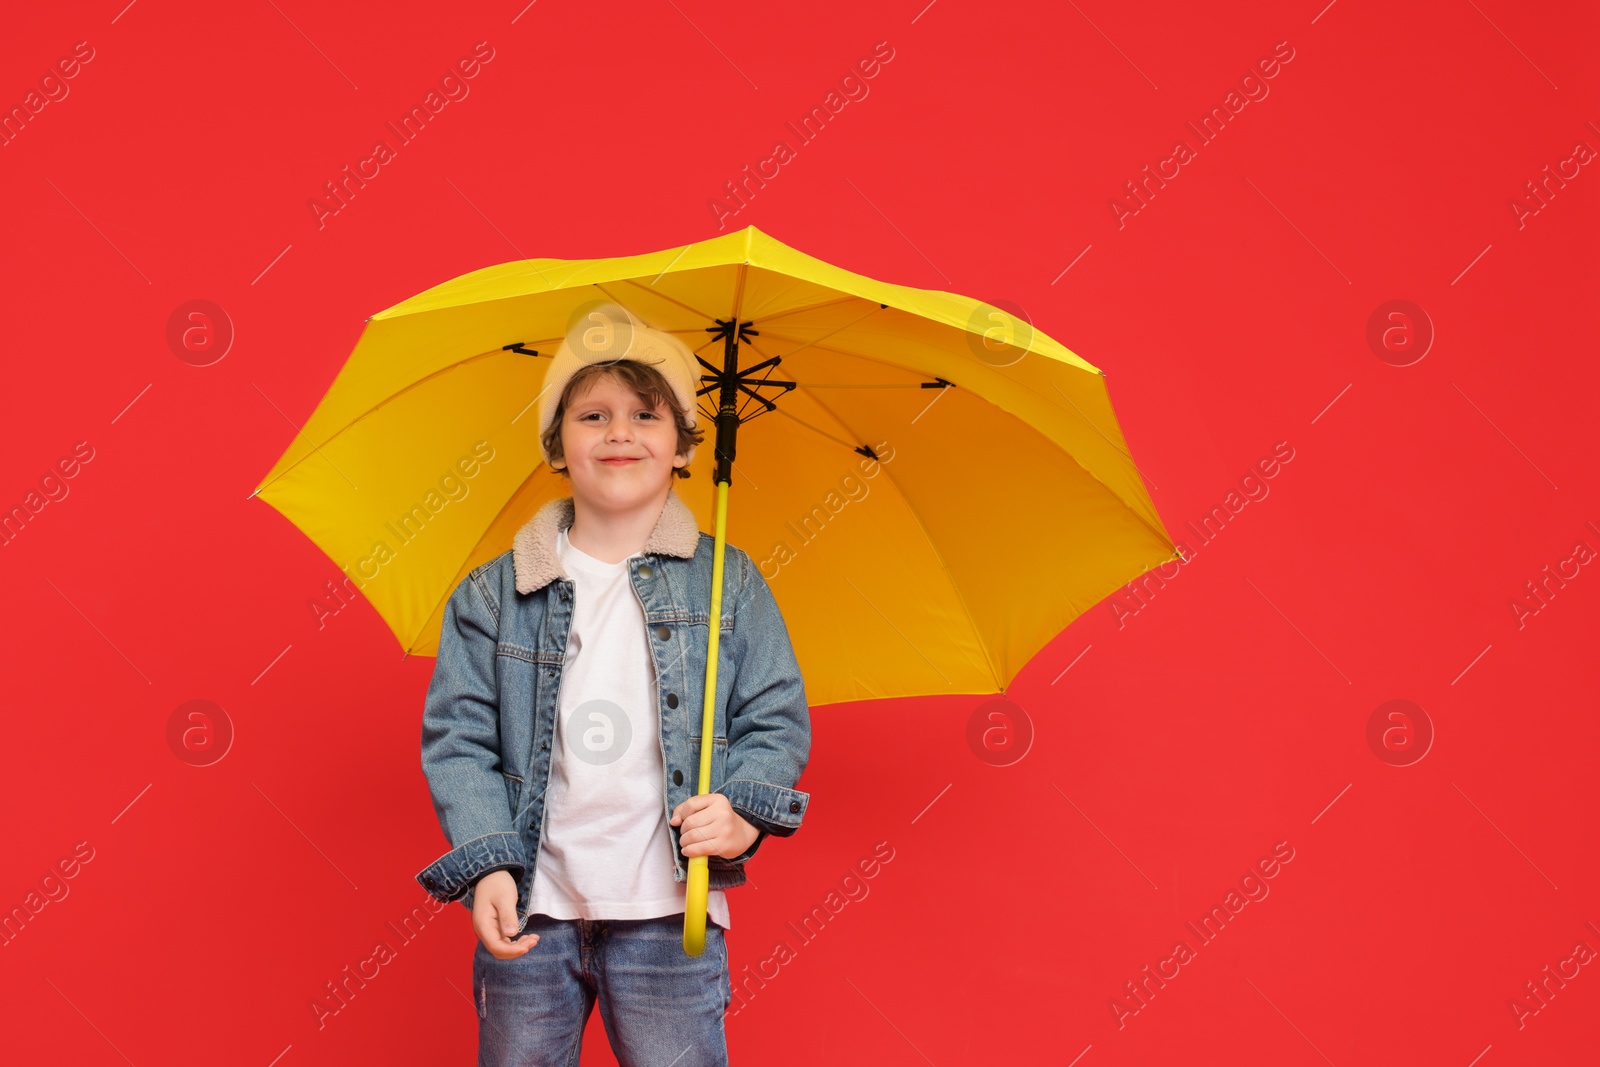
left=733, top=827, right=768, bottom=863
left=715, top=778, right=809, bottom=837
left=414, top=831, right=527, bottom=903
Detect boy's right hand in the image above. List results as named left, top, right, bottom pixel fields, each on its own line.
left=472, top=870, right=539, bottom=959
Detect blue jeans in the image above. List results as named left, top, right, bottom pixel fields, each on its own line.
left=473, top=912, right=731, bottom=1066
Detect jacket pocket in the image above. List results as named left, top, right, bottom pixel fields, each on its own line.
left=688, top=735, right=729, bottom=793
left=501, top=769, right=523, bottom=817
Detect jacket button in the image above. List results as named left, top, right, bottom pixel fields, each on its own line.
left=638, top=564, right=653, bottom=579
left=666, top=693, right=678, bottom=708
left=789, top=800, right=801, bottom=813
left=673, top=769, right=683, bottom=785
left=655, top=625, right=671, bottom=640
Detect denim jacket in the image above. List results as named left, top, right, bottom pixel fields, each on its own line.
left=414, top=488, right=812, bottom=931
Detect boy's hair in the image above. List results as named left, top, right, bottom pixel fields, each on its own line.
left=541, top=358, right=705, bottom=480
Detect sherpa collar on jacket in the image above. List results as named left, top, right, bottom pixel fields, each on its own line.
left=512, top=490, right=702, bottom=594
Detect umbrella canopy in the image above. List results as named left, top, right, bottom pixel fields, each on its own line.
left=251, top=225, right=1178, bottom=704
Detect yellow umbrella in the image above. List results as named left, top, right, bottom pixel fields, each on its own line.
left=251, top=224, right=1179, bottom=954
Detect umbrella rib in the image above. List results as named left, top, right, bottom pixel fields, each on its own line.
left=739, top=337, right=905, bottom=452
left=729, top=276, right=810, bottom=321
left=756, top=319, right=1096, bottom=382
left=730, top=336, right=792, bottom=423
left=767, top=405, right=874, bottom=455
left=253, top=342, right=561, bottom=496
left=748, top=336, right=929, bottom=380
left=749, top=336, right=1164, bottom=544
left=731, top=260, right=749, bottom=324
left=601, top=278, right=724, bottom=328
left=1046, top=380, right=1157, bottom=489
left=686, top=330, right=726, bottom=367
left=744, top=293, right=863, bottom=323
left=748, top=304, right=888, bottom=360
left=784, top=384, right=1003, bottom=691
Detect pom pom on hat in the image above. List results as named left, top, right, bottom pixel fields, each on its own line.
left=536, top=302, right=700, bottom=469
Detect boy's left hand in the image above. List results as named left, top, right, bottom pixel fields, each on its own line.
left=671, top=793, right=761, bottom=859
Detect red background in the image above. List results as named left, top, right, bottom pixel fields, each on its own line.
left=3, top=1, right=1597, bottom=1064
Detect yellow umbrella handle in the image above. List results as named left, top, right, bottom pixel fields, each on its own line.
left=683, top=478, right=731, bottom=957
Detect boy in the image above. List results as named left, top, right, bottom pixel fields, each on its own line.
left=415, top=302, right=813, bottom=1066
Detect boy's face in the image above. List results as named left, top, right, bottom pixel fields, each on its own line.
left=559, top=371, right=687, bottom=507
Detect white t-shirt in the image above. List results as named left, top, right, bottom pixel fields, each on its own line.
left=526, top=526, right=730, bottom=929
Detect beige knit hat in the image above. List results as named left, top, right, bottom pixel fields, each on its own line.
left=537, top=301, right=701, bottom=469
